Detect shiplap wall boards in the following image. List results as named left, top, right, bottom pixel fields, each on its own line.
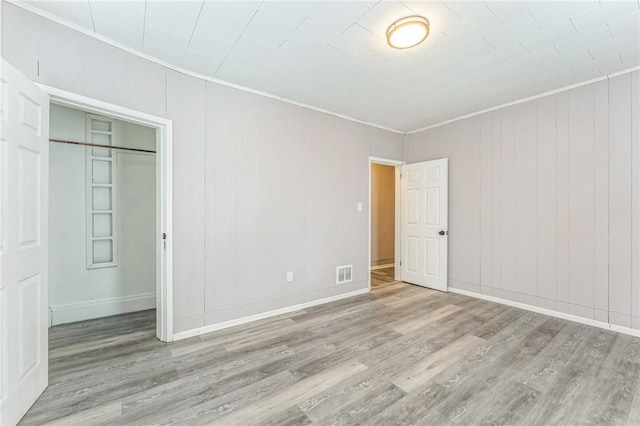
left=407, top=70, right=640, bottom=331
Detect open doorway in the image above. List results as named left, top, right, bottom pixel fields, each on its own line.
left=49, top=103, right=157, bottom=331
left=371, top=162, right=396, bottom=287
left=41, top=84, right=175, bottom=343
left=369, top=157, right=403, bottom=290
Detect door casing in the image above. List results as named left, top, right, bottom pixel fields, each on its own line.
left=38, top=84, right=175, bottom=342
left=368, top=156, right=404, bottom=290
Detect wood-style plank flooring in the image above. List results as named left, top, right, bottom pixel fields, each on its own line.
left=371, top=265, right=397, bottom=288
left=21, top=268, right=640, bottom=425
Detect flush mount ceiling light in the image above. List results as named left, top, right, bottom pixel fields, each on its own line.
left=386, top=16, right=430, bottom=50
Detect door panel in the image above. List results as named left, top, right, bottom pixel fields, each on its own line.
left=406, top=236, right=420, bottom=273
left=1, top=58, right=49, bottom=426
left=406, top=189, right=419, bottom=225
left=425, top=188, right=440, bottom=225
left=18, top=274, right=41, bottom=379
left=425, top=238, right=440, bottom=276
left=400, top=159, right=448, bottom=291
left=18, top=147, right=41, bottom=247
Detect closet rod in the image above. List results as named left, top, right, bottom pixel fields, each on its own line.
left=49, top=138, right=156, bottom=154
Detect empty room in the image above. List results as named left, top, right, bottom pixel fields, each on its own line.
left=1, top=0, right=639, bottom=425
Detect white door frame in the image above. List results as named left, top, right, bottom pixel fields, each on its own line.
left=36, top=84, right=174, bottom=342
left=368, top=156, right=404, bottom=290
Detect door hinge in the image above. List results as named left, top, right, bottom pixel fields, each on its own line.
left=162, top=233, right=166, bottom=240
left=400, top=260, right=402, bottom=266
left=400, top=173, right=403, bottom=179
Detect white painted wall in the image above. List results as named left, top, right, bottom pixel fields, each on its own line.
left=49, top=103, right=156, bottom=324
left=1, top=3, right=406, bottom=334
left=406, top=71, right=640, bottom=330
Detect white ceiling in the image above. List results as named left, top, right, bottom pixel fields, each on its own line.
left=24, top=0, right=640, bottom=132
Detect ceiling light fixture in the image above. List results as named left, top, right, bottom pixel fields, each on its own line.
left=386, top=16, right=429, bottom=50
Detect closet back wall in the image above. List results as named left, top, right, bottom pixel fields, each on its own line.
left=1, top=2, right=405, bottom=334
left=49, top=104, right=156, bottom=324
left=406, top=71, right=640, bottom=330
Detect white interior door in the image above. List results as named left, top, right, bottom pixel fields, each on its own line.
left=1, top=59, right=50, bottom=425
left=400, top=159, right=448, bottom=291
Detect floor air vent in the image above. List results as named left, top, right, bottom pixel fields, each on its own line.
left=336, top=265, right=353, bottom=284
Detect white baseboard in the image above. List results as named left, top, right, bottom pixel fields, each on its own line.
left=449, top=288, right=640, bottom=338
left=371, top=263, right=394, bottom=270
left=50, top=293, right=156, bottom=326
left=173, top=288, right=370, bottom=341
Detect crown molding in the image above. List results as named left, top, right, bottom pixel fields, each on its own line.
left=407, top=65, right=640, bottom=135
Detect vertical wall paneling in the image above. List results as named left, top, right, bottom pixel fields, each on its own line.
left=514, top=102, right=538, bottom=298
left=567, top=85, right=596, bottom=316
left=451, top=118, right=481, bottom=288
left=556, top=90, right=570, bottom=305
left=500, top=106, right=516, bottom=295
left=480, top=113, right=493, bottom=289
left=167, top=71, right=206, bottom=332
left=536, top=95, right=557, bottom=304
left=421, top=120, right=481, bottom=292
left=632, top=71, right=640, bottom=329
left=3, top=4, right=639, bottom=334
left=406, top=71, right=640, bottom=331
left=490, top=110, right=501, bottom=295
left=593, top=80, right=609, bottom=321
left=609, top=73, right=633, bottom=327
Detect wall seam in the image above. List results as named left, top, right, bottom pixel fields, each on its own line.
left=602, top=76, right=609, bottom=324
left=567, top=89, right=572, bottom=309
left=593, top=83, right=596, bottom=318
left=554, top=96, right=560, bottom=309
left=489, top=114, right=494, bottom=294
left=498, top=111, right=501, bottom=292
left=203, top=80, right=208, bottom=320
left=479, top=121, right=483, bottom=294
left=535, top=99, right=539, bottom=301
left=513, top=112, right=516, bottom=297
left=631, top=73, right=637, bottom=324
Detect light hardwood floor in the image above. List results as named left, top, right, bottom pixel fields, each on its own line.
left=21, top=270, right=640, bottom=425
left=371, top=266, right=397, bottom=288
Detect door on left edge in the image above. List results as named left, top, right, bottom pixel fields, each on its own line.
left=1, top=58, right=50, bottom=425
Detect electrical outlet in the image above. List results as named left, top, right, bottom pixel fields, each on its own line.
left=286, top=271, right=294, bottom=282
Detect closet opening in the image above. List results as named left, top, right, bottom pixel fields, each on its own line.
left=48, top=102, right=163, bottom=341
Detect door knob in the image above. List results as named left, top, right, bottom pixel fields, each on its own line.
left=439, top=230, right=446, bottom=236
